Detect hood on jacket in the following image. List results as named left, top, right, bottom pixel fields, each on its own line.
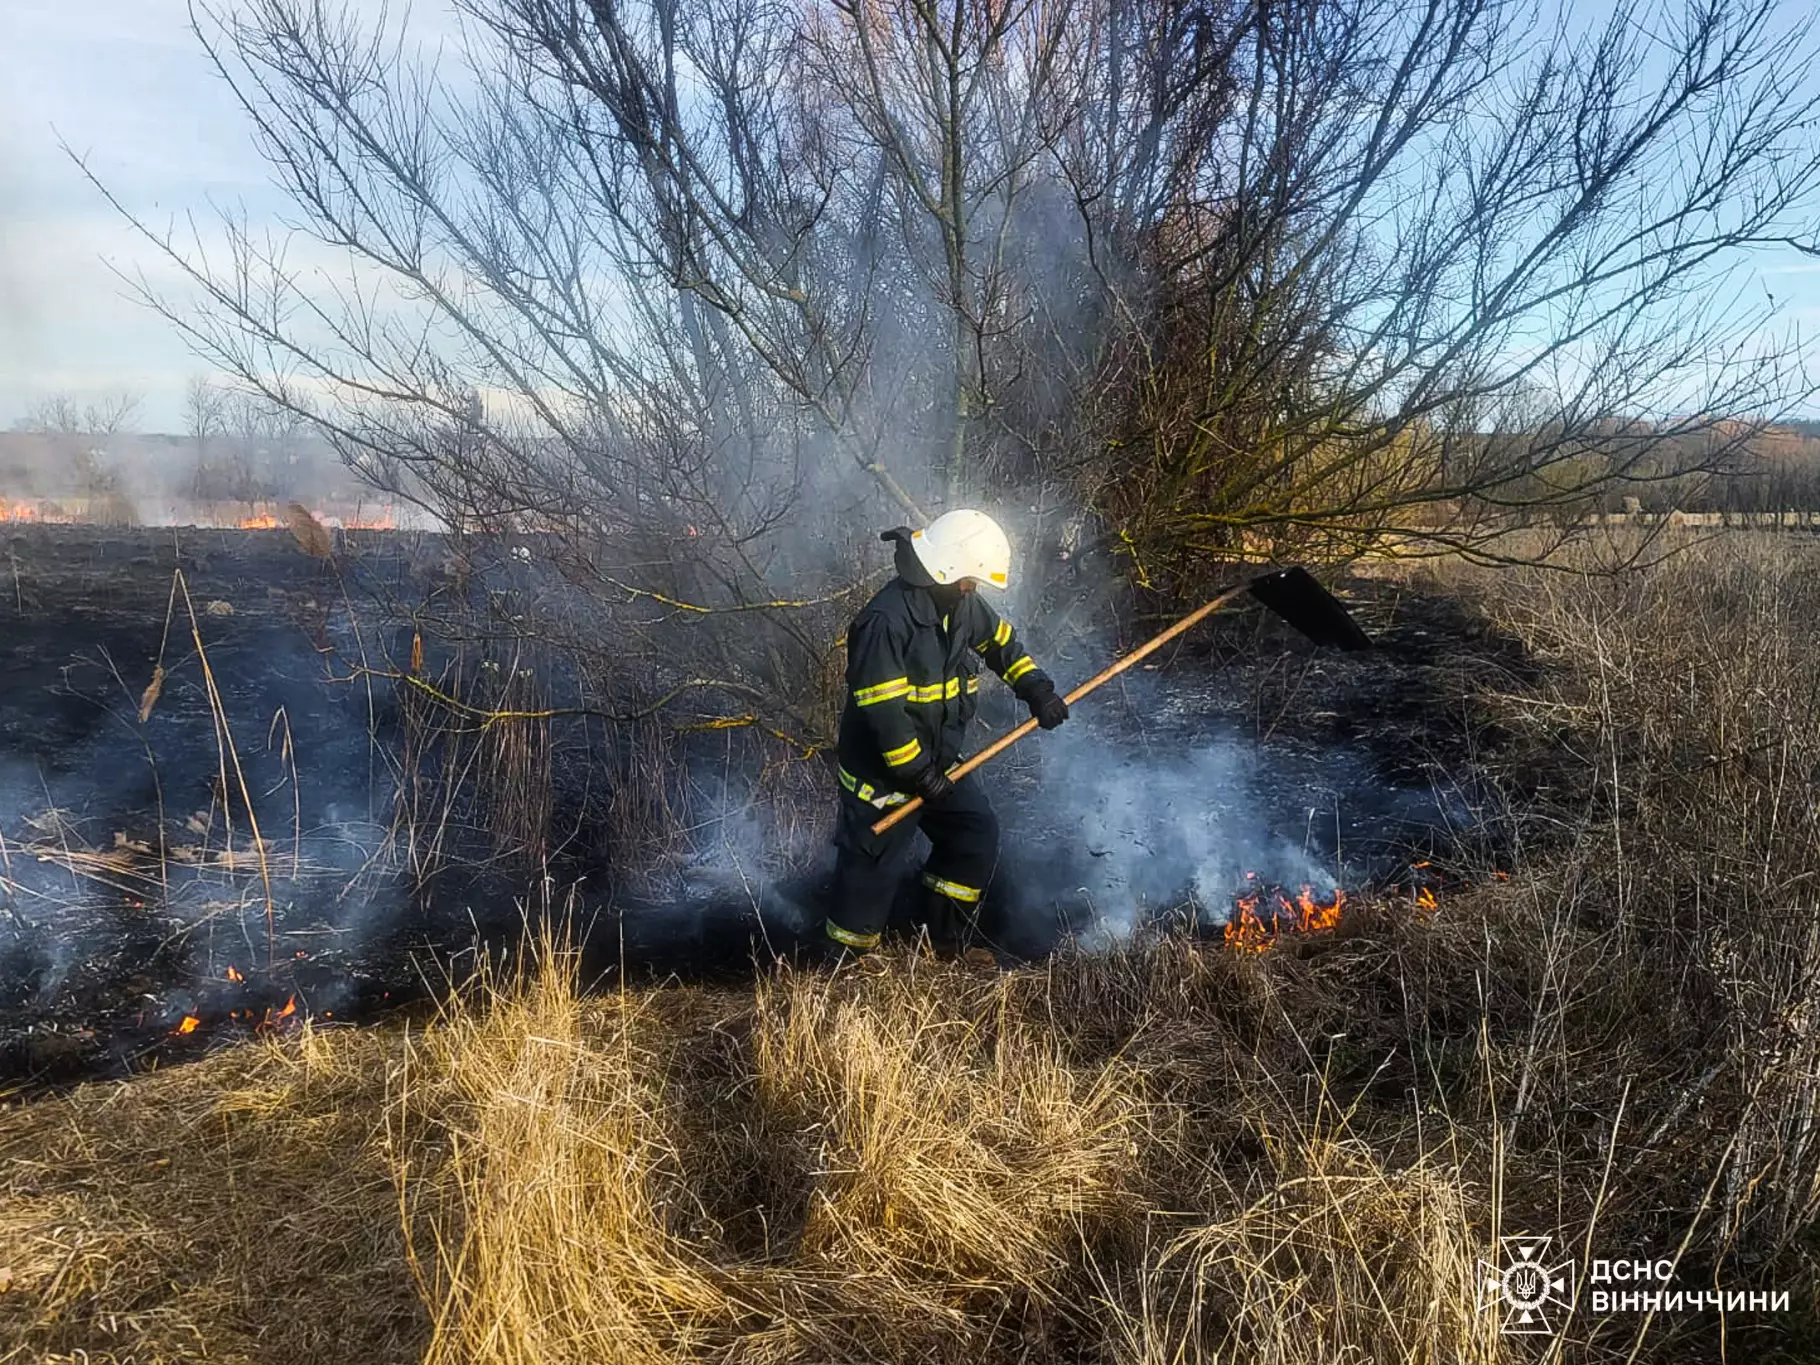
left=881, top=526, right=936, bottom=588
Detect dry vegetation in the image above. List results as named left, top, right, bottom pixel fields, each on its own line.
left=5, top=534, right=1820, bottom=1364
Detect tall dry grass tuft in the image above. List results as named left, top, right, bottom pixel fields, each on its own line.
left=477, top=668, right=554, bottom=865
left=404, top=944, right=732, bottom=1365
left=751, top=961, right=1149, bottom=1299
left=285, top=500, right=335, bottom=558
left=0, top=1025, right=421, bottom=1363
left=1105, top=1139, right=1493, bottom=1365
left=388, top=937, right=1506, bottom=1365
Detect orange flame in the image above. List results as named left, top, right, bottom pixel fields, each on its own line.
left=253, top=994, right=301, bottom=1032
left=175, top=1015, right=201, bottom=1035
left=1416, top=887, right=1438, bottom=913
left=225, top=965, right=244, bottom=982
left=2, top=499, right=405, bottom=530
left=1223, top=882, right=1348, bottom=952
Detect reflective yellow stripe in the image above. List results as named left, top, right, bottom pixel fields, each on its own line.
left=826, top=920, right=881, bottom=949
left=1004, top=655, right=1036, bottom=684
left=854, top=676, right=911, bottom=706
left=838, top=766, right=910, bottom=808
left=883, top=737, right=922, bottom=768
left=993, top=619, right=1012, bottom=648
left=922, top=873, right=982, bottom=904
left=965, top=676, right=979, bottom=694
left=906, top=678, right=963, bottom=703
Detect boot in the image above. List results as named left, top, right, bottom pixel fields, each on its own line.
left=913, top=884, right=969, bottom=958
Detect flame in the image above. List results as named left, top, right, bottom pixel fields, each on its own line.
left=175, top=1014, right=201, bottom=1035
left=1223, top=881, right=1348, bottom=952
left=3, top=498, right=406, bottom=530
left=1415, top=886, right=1438, bottom=914
left=0, top=500, right=77, bottom=524
left=251, top=994, right=301, bottom=1033
left=225, top=965, right=244, bottom=982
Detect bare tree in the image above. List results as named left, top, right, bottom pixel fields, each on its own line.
left=73, top=0, right=1820, bottom=747
left=81, top=391, right=142, bottom=439
left=81, top=0, right=920, bottom=755
left=802, top=0, right=1079, bottom=500
left=26, top=394, right=85, bottom=438
left=1048, top=0, right=1820, bottom=585
left=23, top=391, right=142, bottom=507
left=184, top=375, right=229, bottom=501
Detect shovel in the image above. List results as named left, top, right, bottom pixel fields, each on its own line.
left=870, top=567, right=1370, bottom=836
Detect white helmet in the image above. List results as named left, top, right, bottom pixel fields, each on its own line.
left=909, top=509, right=1012, bottom=589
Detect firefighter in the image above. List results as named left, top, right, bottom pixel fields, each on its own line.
left=822, top=509, right=1069, bottom=956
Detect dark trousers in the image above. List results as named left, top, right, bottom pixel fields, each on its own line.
left=825, top=777, right=999, bottom=950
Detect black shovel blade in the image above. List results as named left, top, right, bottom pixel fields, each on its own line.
left=1247, top=567, right=1372, bottom=651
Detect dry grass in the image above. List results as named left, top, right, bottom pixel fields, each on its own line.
left=0, top=1024, right=420, bottom=1364
left=6, top=532, right=1820, bottom=1364
left=1384, top=531, right=1820, bottom=1329
left=285, top=501, right=335, bottom=559
left=2, top=939, right=1497, bottom=1365
left=404, top=937, right=1505, bottom=1365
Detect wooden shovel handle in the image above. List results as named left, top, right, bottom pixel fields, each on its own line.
left=869, top=582, right=1250, bottom=836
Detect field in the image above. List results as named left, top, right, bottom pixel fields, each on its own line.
left=0, top=522, right=1501, bottom=1081
left=3, top=531, right=1819, bottom=1362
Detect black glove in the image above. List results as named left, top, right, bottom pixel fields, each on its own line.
left=910, top=764, right=955, bottom=805
left=1028, top=682, right=1069, bottom=731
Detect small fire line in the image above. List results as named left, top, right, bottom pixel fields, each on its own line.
left=1215, top=858, right=1484, bottom=951
left=138, top=864, right=1487, bottom=1045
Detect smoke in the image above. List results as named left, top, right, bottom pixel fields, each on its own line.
left=1009, top=733, right=1340, bottom=947
left=989, top=667, right=1466, bottom=950
left=0, top=536, right=432, bottom=1041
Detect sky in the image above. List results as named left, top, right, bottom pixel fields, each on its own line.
left=3, top=0, right=1820, bottom=433
left=0, top=0, right=469, bottom=432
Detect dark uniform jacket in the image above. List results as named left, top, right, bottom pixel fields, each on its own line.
left=836, top=533, right=1054, bottom=797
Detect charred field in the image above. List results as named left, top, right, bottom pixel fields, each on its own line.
left=3, top=528, right=1819, bottom=1365
left=0, top=523, right=1518, bottom=1086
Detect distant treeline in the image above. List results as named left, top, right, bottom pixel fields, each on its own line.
left=1604, top=424, right=1820, bottom=514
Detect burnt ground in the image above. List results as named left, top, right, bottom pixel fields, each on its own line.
left=0, top=526, right=1535, bottom=1085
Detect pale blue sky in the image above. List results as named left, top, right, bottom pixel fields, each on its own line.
left=0, top=0, right=471, bottom=430
left=3, top=0, right=1818, bottom=431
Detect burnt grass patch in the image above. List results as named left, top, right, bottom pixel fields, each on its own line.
left=0, top=526, right=1539, bottom=1085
